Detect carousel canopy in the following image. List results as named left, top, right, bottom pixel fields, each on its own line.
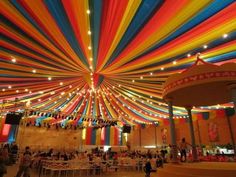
left=0, top=0, right=236, bottom=125
left=163, top=55, right=236, bottom=107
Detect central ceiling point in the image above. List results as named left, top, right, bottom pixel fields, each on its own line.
left=83, top=72, right=105, bottom=90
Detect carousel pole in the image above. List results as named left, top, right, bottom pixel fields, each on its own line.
left=231, top=88, right=236, bottom=112
left=226, top=115, right=236, bottom=157
left=167, top=99, right=178, bottom=163
left=227, top=87, right=236, bottom=156
left=186, top=106, right=198, bottom=161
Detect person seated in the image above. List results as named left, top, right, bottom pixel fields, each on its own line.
left=46, top=148, right=53, bottom=157
left=150, top=158, right=157, bottom=172
left=156, top=155, right=163, bottom=168
left=62, top=153, right=68, bottom=161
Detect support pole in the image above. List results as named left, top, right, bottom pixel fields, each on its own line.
left=229, top=86, right=236, bottom=155
left=139, top=127, right=142, bottom=148
left=226, top=115, right=236, bottom=156
left=186, top=107, right=198, bottom=161
left=154, top=125, right=157, bottom=148
left=231, top=88, right=236, bottom=112
left=196, top=120, right=203, bottom=154
left=0, top=101, right=6, bottom=130
left=168, top=100, right=178, bottom=162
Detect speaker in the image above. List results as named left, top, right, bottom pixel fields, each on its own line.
left=122, top=125, right=131, bottom=133
left=5, top=112, right=23, bottom=125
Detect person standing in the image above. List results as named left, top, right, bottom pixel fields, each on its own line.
left=0, top=147, right=8, bottom=177
left=179, top=138, right=191, bottom=162
left=16, top=146, right=32, bottom=177
left=10, top=143, right=18, bottom=164
left=144, top=159, right=152, bottom=177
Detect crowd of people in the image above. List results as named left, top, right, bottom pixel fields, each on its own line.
left=0, top=139, right=235, bottom=177
left=0, top=143, right=167, bottom=177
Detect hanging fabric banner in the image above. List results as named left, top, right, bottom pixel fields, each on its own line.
left=110, top=126, right=115, bottom=145
left=96, top=128, right=101, bottom=145
left=85, top=127, right=92, bottom=145
left=91, top=128, right=96, bottom=145
left=105, top=126, right=110, bottom=145
left=84, top=126, right=123, bottom=146
left=114, top=127, right=119, bottom=146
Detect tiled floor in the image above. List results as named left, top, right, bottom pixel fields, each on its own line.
left=5, top=164, right=149, bottom=177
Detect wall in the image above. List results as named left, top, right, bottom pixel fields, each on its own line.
left=16, top=125, right=82, bottom=151
left=12, top=114, right=236, bottom=150
left=130, top=115, right=236, bottom=149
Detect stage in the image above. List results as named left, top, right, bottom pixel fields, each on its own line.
left=157, top=162, right=236, bottom=177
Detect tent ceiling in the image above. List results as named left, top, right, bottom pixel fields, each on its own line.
left=0, top=0, right=236, bottom=125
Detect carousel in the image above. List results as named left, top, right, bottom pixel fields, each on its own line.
left=159, top=54, right=236, bottom=177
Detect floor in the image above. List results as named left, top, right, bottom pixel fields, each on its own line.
left=5, top=164, right=148, bottom=177
left=157, top=162, right=236, bottom=177
left=176, top=161, right=236, bottom=169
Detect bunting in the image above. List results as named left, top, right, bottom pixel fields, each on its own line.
left=158, top=108, right=235, bottom=126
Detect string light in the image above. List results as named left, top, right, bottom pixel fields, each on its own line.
left=203, top=45, right=208, bottom=49
left=86, top=10, right=90, bottom=14
left=48, top=77, right=52, bottom=81
left=11, top=58, right=16, bottom=63
left=223, top=33, right=228, bottom=38
left=161, top=67, right=164, bottom=70
left=88, top=31, right=91, bottom=35
left=8, top=86, right=12, bottom=89
left=187, top=54, right=191, bottom=57
left=173, top=61, right=177, bottom=65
